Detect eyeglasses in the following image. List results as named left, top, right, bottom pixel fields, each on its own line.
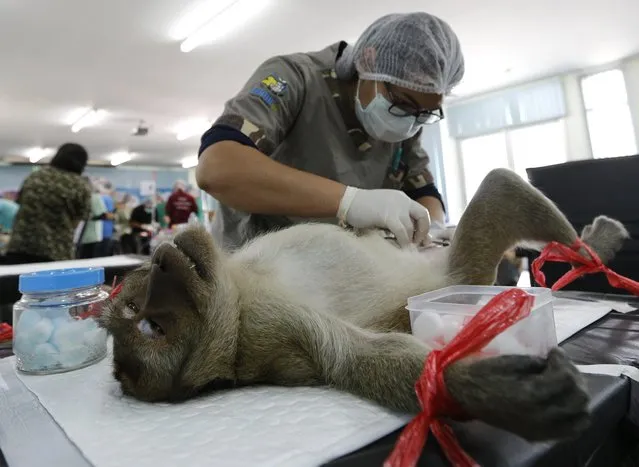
left=384, top=83, right=444, bottom=125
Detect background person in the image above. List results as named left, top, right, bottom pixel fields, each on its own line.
left=3, top=143, right=91, bottom=264
left=78, top=177, right=109, bottom=259
left=165, top=180, right=199, bottom=228
left=97, top=179, right=116, bottom=257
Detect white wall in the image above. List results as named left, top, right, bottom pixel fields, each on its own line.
left=622, top=55, right=639, bottom=151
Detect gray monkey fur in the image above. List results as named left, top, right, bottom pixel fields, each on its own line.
left=100, top=168, right=629, bottom=442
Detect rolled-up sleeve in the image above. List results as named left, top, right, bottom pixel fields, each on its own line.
left=199, top=56, right=306, bottom=157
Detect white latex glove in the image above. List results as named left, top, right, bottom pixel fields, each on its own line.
left=337, top=187, right=431, bottom=247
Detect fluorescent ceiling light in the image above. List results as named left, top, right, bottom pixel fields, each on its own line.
left=180, top=0, right=269, bottom=53
left=25, top=147, right=55, bottom=163
left=170, top=0, right=238, bottom=41
left=181, top=155, right=199, bottom=169
left=71, top=108, right=107, bottom=133
left=174, top=118, right=211, bottom=141
left=110, top=151, right=132, bottom=166
left=64, top=107, right=91, bottom=125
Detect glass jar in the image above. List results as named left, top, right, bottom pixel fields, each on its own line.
left=13, top=267, right=109, bottom=374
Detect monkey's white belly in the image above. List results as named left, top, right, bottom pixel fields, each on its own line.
left=233, top=224, right=450, bottom=318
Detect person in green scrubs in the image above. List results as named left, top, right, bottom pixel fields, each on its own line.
left=155, top=194, right=168, bottom=228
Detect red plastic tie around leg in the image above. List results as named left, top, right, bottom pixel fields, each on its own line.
left=384, top=289, right=535, bottom=467
left=532, top=238, right=639, bottom=295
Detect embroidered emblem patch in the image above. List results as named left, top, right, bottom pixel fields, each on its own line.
left=249, top=87, right=278, bottom=110
left=260, top=74, right=288, bottom=95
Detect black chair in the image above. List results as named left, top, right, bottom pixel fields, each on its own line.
left=523, top=155, right=639, bottom=293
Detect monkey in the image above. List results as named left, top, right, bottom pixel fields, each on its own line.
left=99, top=168, right=630, bottom=443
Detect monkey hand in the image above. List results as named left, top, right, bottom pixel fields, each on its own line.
left=443, top=348, right=591, bottom=441
left=580, top=215, right=629, bottom=265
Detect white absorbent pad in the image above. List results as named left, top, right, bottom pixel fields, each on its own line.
left=15, top=353, right=411, bottom=467
left=552, top=298, right=618, bottom=343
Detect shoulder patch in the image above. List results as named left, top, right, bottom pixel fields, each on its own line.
left=249, top=87, right=279, bottom=110
left=260, top=74, right=288, bottom=95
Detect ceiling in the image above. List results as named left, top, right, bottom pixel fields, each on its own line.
left=1, top=0, right=638, bottom=167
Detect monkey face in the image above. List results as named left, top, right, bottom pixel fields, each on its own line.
left=100, top=227, right=236, bottom=402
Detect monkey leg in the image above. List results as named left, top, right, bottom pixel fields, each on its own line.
left=446, top=168, right=627, bottom=286
left=285, top=304, right=590, bottom=442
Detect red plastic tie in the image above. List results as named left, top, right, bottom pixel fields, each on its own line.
left=109, top=276, right=124, bottom=300
left=77, top=276, right=124, bottom=320
left=532, top=238, right=639, bottom=295
left=0, top=323, right=13, bottom=342
left=384, top=288, right=535, bottom=467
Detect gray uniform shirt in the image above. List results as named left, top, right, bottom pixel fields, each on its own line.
left=209, top=42, right=439, bottom=249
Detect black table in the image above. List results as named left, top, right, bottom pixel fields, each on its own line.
left=325, top=291, right=639, bottom=467
left=325, top=374, right=634, bottom=467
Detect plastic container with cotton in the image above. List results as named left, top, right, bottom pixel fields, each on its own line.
left=13, top=267, right=109, bottom=374
left=408, top=285, right=557, bottom=357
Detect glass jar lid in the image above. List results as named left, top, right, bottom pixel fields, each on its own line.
left=19, top=267, right=105, bottom=294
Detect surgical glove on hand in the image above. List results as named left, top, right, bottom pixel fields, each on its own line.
left=337, top=186, right=431, bottom=247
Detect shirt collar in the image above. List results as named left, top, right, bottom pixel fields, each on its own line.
left=322, top=65, right=372, bottom=152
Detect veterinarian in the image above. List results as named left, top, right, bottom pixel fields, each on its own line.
left=196, top=12, right=464, bottom=249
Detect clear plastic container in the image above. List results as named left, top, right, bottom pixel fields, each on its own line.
left=13, top=267, right=109, bottom=374
left=407, top=285, right=557, bottom=357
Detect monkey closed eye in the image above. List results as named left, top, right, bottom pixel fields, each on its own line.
left=123, top=301, right=139, bottom=319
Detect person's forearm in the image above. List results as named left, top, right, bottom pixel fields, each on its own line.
left=196, top=141, right=346, bottom=218
left=417, top=196, right=445, bottom=224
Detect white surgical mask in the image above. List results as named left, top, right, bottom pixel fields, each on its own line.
left=354, top=81, right=421, bottom=143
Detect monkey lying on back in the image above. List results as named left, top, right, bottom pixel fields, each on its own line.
left=100, top=168, right=629, bottom=443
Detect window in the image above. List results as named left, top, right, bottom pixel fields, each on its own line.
left=581, top=69, right=637, bottom=159
left=509, top=120, right=569, bottom=180
left=459, top=132, right=509, bottom=203
left=456, top=121, right=570, bottom=206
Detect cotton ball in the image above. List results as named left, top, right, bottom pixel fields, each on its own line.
left=49, top=319, right=86, bottom=354
left=13, top=332, right=33, bottom=356
left=14, top=309, right=51, bottom=355
left=83, top=325, right=107, bottom=348
left=28, top=318, right=54, bottom=345
left=52, top=316, right=72, bottom=330
left=483, top=333, right=527, bottom=356
left=58, top=347, right=89, bottom=368
left=440, top=315, right=464, bottom=344
left=411, top=312, right=443, bottom=346
left=13, top=310, right=42, bottom=353
left=496, top=334, right=527, bottom=355
left=83, top=318, right=98, bottom=331
left=23, top=343, right=61, bottom=372
left=15, top=308, right=43, bottom=333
